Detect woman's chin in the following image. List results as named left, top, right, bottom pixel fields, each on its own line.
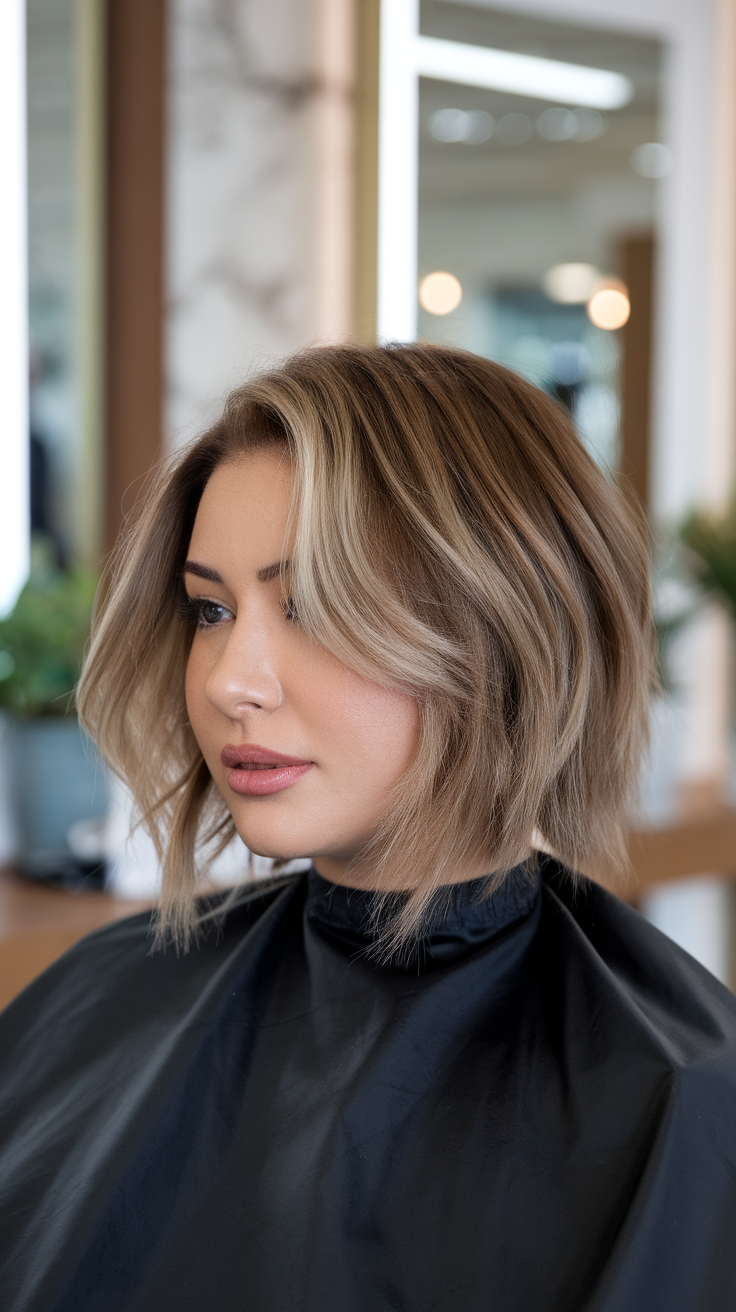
left=230, top=822, right=311, bottom=866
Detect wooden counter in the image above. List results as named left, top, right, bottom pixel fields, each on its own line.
left=0, top=867, right=151, bottom=1011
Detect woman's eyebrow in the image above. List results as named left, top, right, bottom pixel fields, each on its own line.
left=256, top=560, right=290, bottom=583
left=183, top=559, right=289, bottom=584
left=183, top=560, right=223, bottom=583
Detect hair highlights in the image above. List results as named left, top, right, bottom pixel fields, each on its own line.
left=78, top=344, right=655, bottom=949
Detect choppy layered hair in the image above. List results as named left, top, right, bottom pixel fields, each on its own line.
left=78, top=343, right=655, bottom=948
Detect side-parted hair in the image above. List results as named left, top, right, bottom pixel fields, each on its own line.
left=78, top=343, right=655, bottom=949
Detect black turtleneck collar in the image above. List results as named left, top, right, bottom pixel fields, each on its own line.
left=304, top=860, right=541, bottom=970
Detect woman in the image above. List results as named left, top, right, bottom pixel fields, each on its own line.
left=1, top=344, right=735, bottom=1311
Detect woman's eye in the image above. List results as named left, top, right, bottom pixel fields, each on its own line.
left=282, top=596, right=299, bottom=623
left=190, top=598, right=233, bottom=629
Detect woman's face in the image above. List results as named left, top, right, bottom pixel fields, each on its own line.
left=184, top=450, right=420, bottom=886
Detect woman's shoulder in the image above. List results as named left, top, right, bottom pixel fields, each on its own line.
left=535, top=861, right=736, bottom=1296
left=540, top=857, right=736, bottom=1109
left=0, top=872, right=302, bottom=1079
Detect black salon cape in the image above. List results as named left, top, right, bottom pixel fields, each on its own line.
left=1, top=860, right=736, bottom=1312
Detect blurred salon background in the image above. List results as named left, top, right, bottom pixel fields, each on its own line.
left=2, top=0, right=736, bottom=1003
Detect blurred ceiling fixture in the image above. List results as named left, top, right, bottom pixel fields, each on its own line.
left=497, top=112, right=532, bottom=146
left=572, top=109, right=607, bottom=142
left=419, top=272, right=463, bottom=315
left=543, top=263, right=600, bottom=303
left=631, top=142, right=673, bottom=178
left=415, top=36, right=633, bottom=109
left=429, top=108, right=494, bottom=144
left=587, top=278, right=631, bottom=330
left=536, top=107, right=607, bottom=142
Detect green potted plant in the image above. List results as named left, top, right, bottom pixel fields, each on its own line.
left=0, top=543, right=108, bottom=880
left=681, top=508, right=736, bottom=618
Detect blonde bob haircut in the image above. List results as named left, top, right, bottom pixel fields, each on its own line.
left=79, top=343, right=654, bottom=948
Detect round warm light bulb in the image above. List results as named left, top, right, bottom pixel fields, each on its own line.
left=419, top=271, right=462, bottom=316
left=587, top=278, right=630, bottom=330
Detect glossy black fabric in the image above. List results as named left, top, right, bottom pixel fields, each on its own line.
left=1, top=858, right=736, bottom=1311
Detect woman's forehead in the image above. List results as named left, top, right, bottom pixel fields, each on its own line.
left=190, top=454, right=293, bottom=569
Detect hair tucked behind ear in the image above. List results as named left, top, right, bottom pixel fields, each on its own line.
left=78, top=343, right=655, bottom=953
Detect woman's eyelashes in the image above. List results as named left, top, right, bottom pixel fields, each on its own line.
left=179, top=595, right=234, bottom=630
left=179, top=591, right=299, bottom=628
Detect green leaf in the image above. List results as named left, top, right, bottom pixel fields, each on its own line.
left=0, top=558, right=97, bottom=717
left=681, top=509, right=736, bottom=618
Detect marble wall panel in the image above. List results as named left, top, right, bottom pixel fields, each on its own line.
left=166, top=0, right=355, bottom=447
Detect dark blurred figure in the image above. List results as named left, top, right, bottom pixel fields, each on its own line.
left=30, top=431, right=50, bottom=535
left=29, top=430, right=66, bottom=569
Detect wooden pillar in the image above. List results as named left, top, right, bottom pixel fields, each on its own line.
left=104, top=0, right=166, bottom=553
left=620, top=234, right=655, bottom=513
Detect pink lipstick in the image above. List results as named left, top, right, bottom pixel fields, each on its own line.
left=221, top=743, right=313, bottom=797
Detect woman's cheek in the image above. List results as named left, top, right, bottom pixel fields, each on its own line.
left=185, top=644, right=213, bottom=745
left=325, top=671, right=420, bottom=778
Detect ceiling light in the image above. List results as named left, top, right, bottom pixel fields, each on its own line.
left=543, top=263, right=600, bottom=304
left=415, top=36, right=633, bottom=110
left=570, top=108, right=607, bottom=142
left=497, top=112, right=532, bottom=146
left=429, top=108, right=494, bottom=144
left=429, top=107, right=468, bottom=142
left=538, top=107, right=608, bottom=143
left=537, top=107, right=577, bottom=141
left=419, top=272, right=462, bottom=315
left=587, top=278, right=630, bottom=330
left=464, top=110, right=494, bottom=144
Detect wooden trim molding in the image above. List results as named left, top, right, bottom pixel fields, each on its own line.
left=584, top=807, right=736, bottom=899
left=104, top=0, right=166, bottom=553
left=627, top=809, right=736, bottom=889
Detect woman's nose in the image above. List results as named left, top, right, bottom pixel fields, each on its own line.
left=204, top=616, right=283, bottom=720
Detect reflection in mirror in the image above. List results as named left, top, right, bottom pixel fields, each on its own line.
left=417, top=2, right=663, bottom=489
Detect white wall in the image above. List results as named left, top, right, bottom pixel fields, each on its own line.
left=0, top=0, right=29, bottom=617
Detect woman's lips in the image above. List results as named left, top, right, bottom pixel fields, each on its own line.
left=221, top=744, right=313, bottom=797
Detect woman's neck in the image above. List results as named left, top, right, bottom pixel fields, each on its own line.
left=311, top=852, right=498, bottom=892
